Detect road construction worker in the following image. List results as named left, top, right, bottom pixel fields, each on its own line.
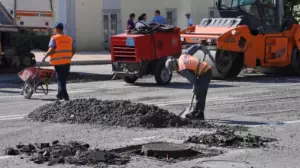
left=165, top=44, right=212, bottom=120
left=42, top=22, right=75, bottom=101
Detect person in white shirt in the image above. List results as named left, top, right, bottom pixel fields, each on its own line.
left=186, top=13, right=193, bottom=27
left=135, top=13, right=149, bottom=29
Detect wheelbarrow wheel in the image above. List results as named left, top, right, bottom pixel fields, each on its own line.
left=23, top=83, right=34, bottom=99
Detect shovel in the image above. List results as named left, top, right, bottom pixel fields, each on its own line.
left=178, top=53, right=208, bottom=118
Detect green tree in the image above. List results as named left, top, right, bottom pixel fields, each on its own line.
left=285, top=0, right=300, bottom=17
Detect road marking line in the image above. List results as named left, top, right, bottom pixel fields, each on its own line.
left=283, top=120, right=300, bottom=124
left=0, top=156, right=15, bottom=160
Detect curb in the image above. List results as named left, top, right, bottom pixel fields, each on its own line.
left=37, top=60, right=111, bottom=66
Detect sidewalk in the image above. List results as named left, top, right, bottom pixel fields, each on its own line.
left=34, top=51, right=111, bottom=66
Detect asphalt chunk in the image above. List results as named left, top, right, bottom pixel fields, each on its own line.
left=27, top=98, right=214, bottom=128
left=5, top=141, right=130, bottom=166
left=187, top=128, right=276, bottom=148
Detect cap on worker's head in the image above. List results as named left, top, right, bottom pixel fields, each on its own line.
left=52, top=22, right=64, bottom=30
left=185, top=13, right=190, bottom=16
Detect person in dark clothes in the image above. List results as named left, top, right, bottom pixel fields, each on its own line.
left=42, top=22, right=75, bottom=101
left=127, top=13, right=136, bottom=30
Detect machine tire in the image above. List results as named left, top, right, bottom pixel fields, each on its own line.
left=23, top=83, right=33, bottom=99
left=155, top=59, right=172, bottom=85
left=123, top=76, right=138, bottom=84
left=215, top=50, right=244, bottom=80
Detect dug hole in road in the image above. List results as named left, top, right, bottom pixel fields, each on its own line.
left=0, top=65, right=300, bottom=168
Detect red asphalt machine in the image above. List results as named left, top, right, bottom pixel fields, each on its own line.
left=110, top=23, right=182, bottom=85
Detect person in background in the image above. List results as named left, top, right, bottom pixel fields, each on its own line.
left=42, top=22, right=75, bottom=101
left=127, top=13, right=135, bottom=30
left=186, top=13, right=193, bottom=27
left=135, top=13, right=149, bottom=28
left=152, top=10, right=166, bottom=24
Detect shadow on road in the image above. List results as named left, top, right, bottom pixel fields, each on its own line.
left=235, top=75, right=300, bottom=84
left=211, top=119, right=285, bottom=126
left=134, top=82, right=235, bottom=89
left=29, top=98, right=59, bottom=102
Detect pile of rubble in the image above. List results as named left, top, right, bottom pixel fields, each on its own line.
left=187, top=129, right=276, bottom=148
left=5, top=141, right=129, bottom=166
left=27, top=98, right=213, bottom=128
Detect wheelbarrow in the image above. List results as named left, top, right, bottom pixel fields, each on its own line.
left=18, top=64, right=55, bottom=99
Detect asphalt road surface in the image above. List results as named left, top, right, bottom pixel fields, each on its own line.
left=0, top=65, right=300, bottom=168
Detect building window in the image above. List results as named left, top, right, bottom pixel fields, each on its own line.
left=166, top=9, right=177, bottom=26
left=103, top=14, right=109, bottom=42
left=103, top=10, right=121, bottom=44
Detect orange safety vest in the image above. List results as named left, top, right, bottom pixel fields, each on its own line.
left=178, top=54, right=211, bottom=76
left=49, top=34, right=73, bottom=66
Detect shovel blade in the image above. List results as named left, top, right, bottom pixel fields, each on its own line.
left=178, top=106, right=193, bottom=118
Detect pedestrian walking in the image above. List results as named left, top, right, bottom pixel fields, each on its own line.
left=135, top=13, right=149, bottom=28
left=152, top=10, right=166, bottom=24
left=165, top=44, right=212, bottom=120
left=185, top=13, right=194, bottom=27
left=127, top=13, right=136, bottom=30
left=42, top=22, right=75, bottom=101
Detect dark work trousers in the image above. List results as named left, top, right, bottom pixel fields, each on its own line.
left=193, top=69, right=212, bottom=113
left=54, top=64, right=70, bottom=100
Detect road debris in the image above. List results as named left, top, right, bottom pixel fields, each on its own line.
left=186, top=129, right=276, bottom=148
left=27, top=98, right=213, bottom=128
left=5, top=141, right=130, bottom=166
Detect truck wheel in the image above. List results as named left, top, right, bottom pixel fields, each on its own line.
left=155, top=60, right=172, bottom=85
left=123, top=76, right=138, bottom=84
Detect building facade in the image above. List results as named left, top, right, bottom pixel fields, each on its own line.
left=53, top=0, right=214, bottom=51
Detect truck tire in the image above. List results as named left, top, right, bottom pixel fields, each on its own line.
left=123, top=76, right=138, bottom=84
left=155, top=59, right=172, bottom=85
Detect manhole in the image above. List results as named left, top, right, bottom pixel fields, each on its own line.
left=140, top=142, right=199, bottom=159
left=109, top=142, right=222, bottom=162
left=199, top=160, right=253, bottom=168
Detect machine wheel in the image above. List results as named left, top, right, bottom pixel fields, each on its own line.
left=23, top=83, right=33, bottom=99
left=123, top=76, right=138, bottom=84
left=215, top=50, right=244, bottom=80
left=155, top=59, right=172, bottom=85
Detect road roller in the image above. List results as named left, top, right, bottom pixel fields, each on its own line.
left=181, top=0, right=300, bottom=80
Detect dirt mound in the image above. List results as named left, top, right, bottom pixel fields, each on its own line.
left=187, top=129, right=276, bottom=148
left=5, top=141, right=129, bottom=166
left=27, top=98, right=213, bottom=128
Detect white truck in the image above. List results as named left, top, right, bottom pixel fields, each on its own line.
left=0, top=0, right=53, bottom=72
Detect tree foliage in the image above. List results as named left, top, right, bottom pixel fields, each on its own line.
left=285, top=0, right=300, bottom=18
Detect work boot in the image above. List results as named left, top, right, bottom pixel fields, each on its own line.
left=56, top=94, right=63, bottom=100
left=185, top=111, right=205, bottom=120
left=185, top=102, right=205, bottom=120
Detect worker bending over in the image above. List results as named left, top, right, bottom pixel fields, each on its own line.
left=165, top=44, right=212, bottom=120
left=42, top=22, right=75, bottom=101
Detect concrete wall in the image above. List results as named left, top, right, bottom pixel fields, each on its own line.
left=75, top=0, right=104, bottom=51
left=120, top=0, right=212, bottom=31
left=191, top=0, right=215, bottom=25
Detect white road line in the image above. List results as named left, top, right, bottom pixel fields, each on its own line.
left=0, top=88, right=97, bottom=99
left=283, top=120, right=300, bottom=124
left=0, top=156, right=15, bottom=160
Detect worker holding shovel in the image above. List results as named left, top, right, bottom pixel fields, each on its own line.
left=165, top=44, right=213, bottom=120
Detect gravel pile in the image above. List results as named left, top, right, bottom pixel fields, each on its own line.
left=187, top=129, right=276, bottom=148
left=5, top=141, right=129, bottom=166
left=27, top=98, right=213, bottom=128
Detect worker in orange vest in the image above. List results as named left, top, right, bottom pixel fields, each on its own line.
left=165, top=44, right=212, bottom=120
left=42, top=22, right=75, bottom=101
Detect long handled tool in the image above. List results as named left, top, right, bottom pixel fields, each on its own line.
left=178, top=52, right=208, bottom=118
